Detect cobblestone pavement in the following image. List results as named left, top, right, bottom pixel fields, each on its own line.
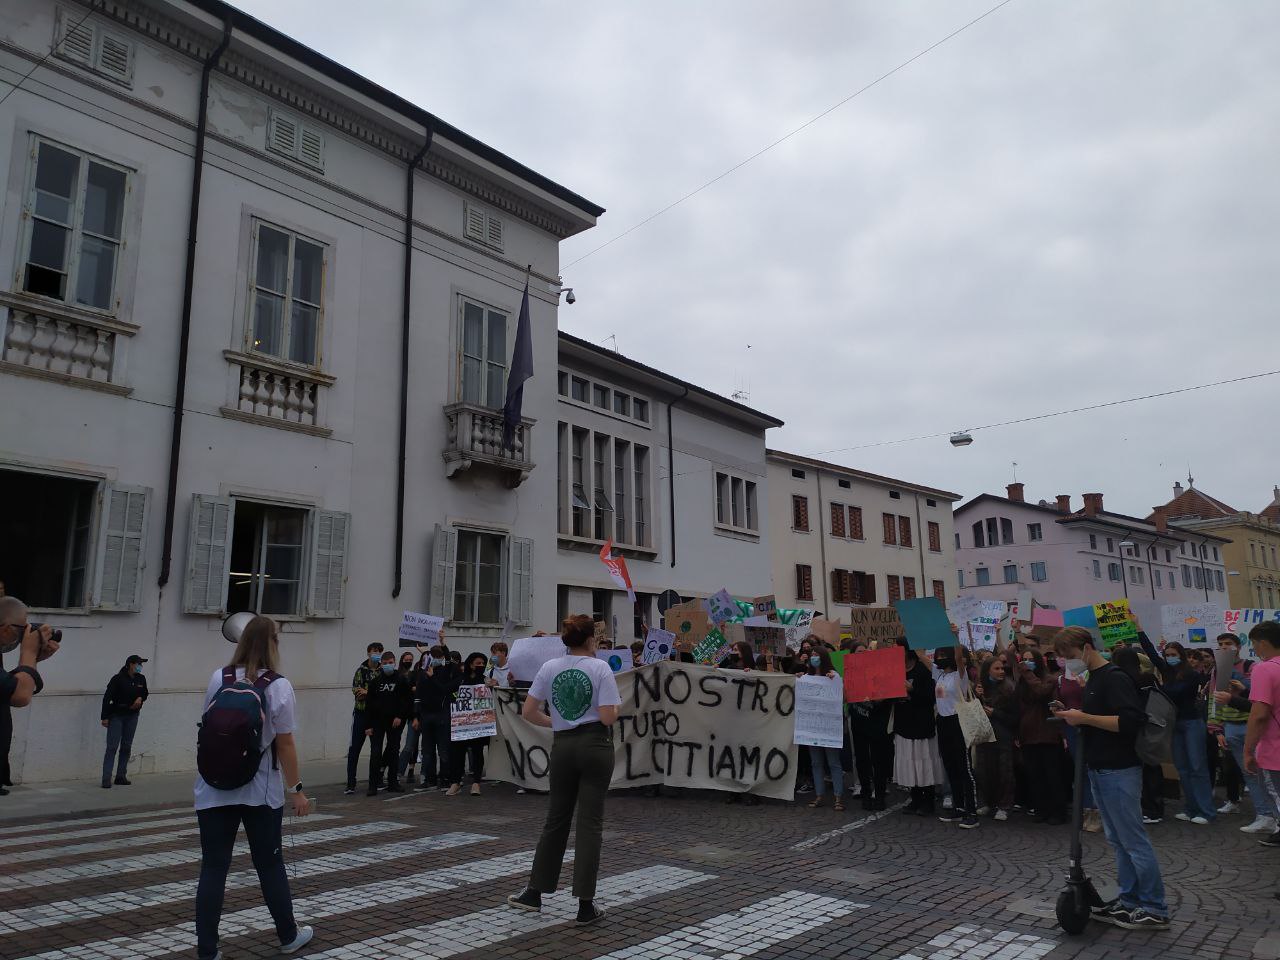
left=0, top=780, right=1273, bottom=960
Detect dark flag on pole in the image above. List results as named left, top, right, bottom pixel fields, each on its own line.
left=502, top=279, right=533, bottom=450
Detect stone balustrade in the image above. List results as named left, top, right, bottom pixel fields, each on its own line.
left=222, top=350, right=334, bottom=435
left=443, top=401, right=535, bottom=487
left=0, top=292, right=133, bottom=391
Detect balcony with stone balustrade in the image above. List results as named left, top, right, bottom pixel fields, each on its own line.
left=220, top=350, right=335, bottom=437
left=0, top=290, right=135, bottom=394
left=443, top=401, right=535, bottom=487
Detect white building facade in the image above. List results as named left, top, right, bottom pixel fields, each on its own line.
left=954, top=486, right=1231, bottom=623
left=0, top=0, right=601, bottom=781
left=766, top=451, right=960, bottom=617
left=554, top=334, right=782, bottom=642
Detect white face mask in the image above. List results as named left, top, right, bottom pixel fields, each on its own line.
left=1064, top=658, right=1087, bottom=676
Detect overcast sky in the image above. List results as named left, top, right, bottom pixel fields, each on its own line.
left=239, top=0, right=1279, bottom=517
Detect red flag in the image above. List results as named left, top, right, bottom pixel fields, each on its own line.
left=598, top=540, right=637, bottom=603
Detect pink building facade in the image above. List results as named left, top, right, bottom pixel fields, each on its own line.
left=953, top=486, right=1230, bottom=625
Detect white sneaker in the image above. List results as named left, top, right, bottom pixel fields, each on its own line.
left=974, top=806, right=991, bottom=817
left=1174, top=812, right=1191, bottom=822
left=994, top=809, right=1009, bottom=822
left=1190, top=816, right=1210, bottom=825
left=1218, top=801, right=1240, bottom=814
left=281, top=926, right=314, bottom=954
left=1242, top=816, right=1278, bottom=834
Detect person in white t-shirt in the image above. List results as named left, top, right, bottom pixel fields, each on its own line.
left=507, top=614, right=621, bottom=926
left=193, top=616, right=314, bottom=960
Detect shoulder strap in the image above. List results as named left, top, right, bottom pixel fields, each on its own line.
left=220, top=666, right=237, bottom=688
left=252, top=670, right=280, bottom=692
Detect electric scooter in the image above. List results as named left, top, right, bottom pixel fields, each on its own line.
left=1055, top=724, right=1103, bottom=933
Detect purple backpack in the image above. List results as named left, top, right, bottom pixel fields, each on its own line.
left=197, top=666, right=279, bottom=790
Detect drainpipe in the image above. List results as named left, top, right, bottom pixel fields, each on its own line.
left=157, top=18, right=232, bottom=588
left=667, top=385, right=689, bottom=567
left=815, top=470, right=828, bottom=613
left=913, top=493, right=927, bottom=595
left=392, top=126, right=434, bottom=599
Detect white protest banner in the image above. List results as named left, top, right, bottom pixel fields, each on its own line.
left=450, top=684, right=496, bottom=741
left=1161, top=603, right=1226, bottom=647
left=597, top=647, right=635, bottom=673
left=398, top=611, right=443, bottom=647
left=507, top=634, right=567, bottom=683
left=489, top=661, right=799, bottom=800
left=706, top=588, right=737, bottom=626
left=642, top=627, right=676, bottom=664
left=793, top=674, right=844, bottom=749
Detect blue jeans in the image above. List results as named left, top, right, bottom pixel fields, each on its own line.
left=1224, top=722, right=1275, bottom=818
left=809, top=746, right=844, bottom=798
left=1089, top=766, right=1168, bottom=917
left=102, top=713, right=139, bottom=783
left=195, top=804, right=297, bottom=959
left=1172, top=718, right=1216, bottom=820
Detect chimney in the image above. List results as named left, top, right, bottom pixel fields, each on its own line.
left=1154, top=512, right=1168, bottom=534
left=1006, top=483, right=1025, bottom=503
left=1173, top=481, right=1184, bottom=499
left=1082, top=492, right=1104, bottom=517
left=1056, top=494, right=1071, bottom=514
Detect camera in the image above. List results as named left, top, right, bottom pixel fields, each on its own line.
left=30, top=622, right=63, bottom=644
left=3, top=622, right=62, bottom=654
left=564, top=288, right=576, bottom=305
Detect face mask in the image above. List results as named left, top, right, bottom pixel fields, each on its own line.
left=1165, top=656, right=1181, bottom=667
left=1022, top=660, right=1036, bottom=670
left=1064, top=658, right=1087, bottom=675
left=808, top=656, right=821, bottom=669
left=490, top=656, right=499, bottom=666
left=134, top=665, right=143, bottom=674
left=381, top=663, right=395, bottom=675
left=369, top=654, right=381, bottom=666
left=431, top=658, right=445, bottom=668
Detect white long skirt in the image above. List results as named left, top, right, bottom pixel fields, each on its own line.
left=894, top=734, right=944, bottom=787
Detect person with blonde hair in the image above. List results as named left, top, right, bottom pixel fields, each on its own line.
left=508, top=614, right=621, bottom=925
left=193, top=615, right=314, bottom=959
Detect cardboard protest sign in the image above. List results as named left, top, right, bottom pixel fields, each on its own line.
left=706, top=588, right=738, bottom=626
left=1161, top=604, right=1225, bottom=647
left=847, top=606, right=905, bottom=644
left=738, top=621, right=785, bottom=657
left=450, top=684, right=496, bottom=741
left=664, top=608, right=711, bottom=652
left=893, top=597, right=954, bottom=650
left=793, top=675, right=844, bottom=748
left=1095, top=599, right=1137, bottom=648
left=951, top=600, right=1005, bottom=651
left=947, top=596, right=988, bottom=627
left=489, top=662, right=799, bottom=800
left=782, top=609, right=815, bottom=652
left=507, top=634, right=567, bottom=683
left=844, top=646, right=907, bottom=702
left=754, top=595, right=778, bottom=620
left=691, top=627, right=732, bottom=665
left=1031, top=607, right=1064, bottom=628
left=1062, top=605, right=1102, bottom=645
left=597, top=648, right=634, bottom=673
left=808, top=617, right=842, bottom=649
left=831, top=651, right=846, bottom=677
left=398, top=611, right=444, bottom=648
left=642, top=627, right=676, bottom=665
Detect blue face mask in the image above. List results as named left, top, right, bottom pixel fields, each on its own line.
left=809, top=655, right=821, bottom=669
left=369, top=654, right=381, bottom=666
left=1165, top=656, right=1181, bottom=667
left=431, top=657, right=445, bottom=668
left=381, top=663, right=396, bottom=675
left=134, top=665, right=143, bottom=674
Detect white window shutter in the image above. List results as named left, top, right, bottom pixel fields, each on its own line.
left=307, top=510, right=350, bottom=618
left=183, top=495, right=233, bottom=615
left=268, top=112, right=300, bottom=159
left=298, top=126, right=325, bottom=170
left=94, top=484, right=150, bottom=611
left=486, top=213, right=504, bottom=250
left=427, top=524, right=457, bottom=619
left=96, top=32, right=134, bottom=84
left=508, top=536, right=533, bottom=625
left=464, top=203, right=486, bottom=243
left=56, top=12, right=94, bottom=66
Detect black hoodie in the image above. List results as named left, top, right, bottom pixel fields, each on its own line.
left=101, top=669, right=148, bottom=721
left=414, top=662, right=460, bottom=718
left=365, top=667, right=413, bottom=728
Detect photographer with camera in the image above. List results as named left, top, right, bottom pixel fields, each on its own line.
left=0, top=596, right=61, bottom=796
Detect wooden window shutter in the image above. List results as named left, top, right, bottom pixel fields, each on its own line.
left=887, top=575, right=901, bottom=602
left=465, top=203, right=487, bottom=243
left=849, top=506, right=863, bottom=539
left=94, top=484, right=150, bottom=611
left=932, top=579, right=946, bottom=602
left=861, top=573, right=877, bottom=604
left=56, top=11, right=94, bottom=66
left=428, top=524, right=458, bottom=618
left=830, top=569, right=842, bottom=604
left=796, top=564, right=812, bottom=601
left=298, top=126, right=325, bottom=170
left=830, top=503, right=845, bottom=538
left=268, top=112, right=300, bottom=159
left=903, top=577, right=917, bottom=599
left=899, top=516, right=912, bottom=548
left=883, top=513, right=896, bottom=545
left=307, top=510, right=350, bottom=618
left=97, top=32, right=134, bottom=83
left=508, top=536, right=533, bottom=625
left=183, top=495, right=233, bottom=615
left=793, top=495, right=809, bottom=532
left=486, top=213, right=505, bottom=250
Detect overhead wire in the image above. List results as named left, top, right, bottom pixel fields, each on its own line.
left=0, top=2, right=101, bottom=109
left=562, top=0, right=1019, bottom=270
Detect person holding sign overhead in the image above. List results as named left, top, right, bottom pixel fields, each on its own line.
left=507, top=615, right=621, bottom=926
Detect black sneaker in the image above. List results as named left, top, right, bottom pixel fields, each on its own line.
left=1259, top=830, right=1280, bottom=848
left=958, top=815, right=980, bottom=829
left=1114, top=908, right=1170, bottom=930
left=938, top=810, right=961, bottom=823
left=100, top=781, right=111, bottom=789
left=344, top=787, right=355, bottom=795
left=1092, top=899, right=1129, bottom=926
left=114, top=777, right=131, bottom=786
left=507, top=888, right=541, bottom=912
left=576, top=900, right=605, bottom=925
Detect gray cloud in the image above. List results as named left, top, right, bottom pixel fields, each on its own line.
left=237, top=0, right=1280, bottom=515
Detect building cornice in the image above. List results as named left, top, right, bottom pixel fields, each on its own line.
left=1173, top=514, right=1280, bottom=537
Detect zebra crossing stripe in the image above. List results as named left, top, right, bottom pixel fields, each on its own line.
left=0, top=818, right=399, bottom=893
left=593, top=890, right=865, bottom=959
left=11, top=846, right=564, bottom=960
left=0, top=813, right=199, bottom=849
left=304, top=865, right=715, bottom=960
left=4, top=812, right=341, bottom=865
left=0, top=806, right=192, bottom=837
left=0, top=831, right=495, bottom=936
left=895, top=923, right=1056, bottom=960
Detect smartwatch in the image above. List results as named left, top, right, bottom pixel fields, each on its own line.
left=11, top=665, right=43, bottom=695
left=290, top=781, right=304, bottom=794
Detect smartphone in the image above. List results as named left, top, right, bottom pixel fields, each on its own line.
left=1048, top=700, right=1065, bottom=713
